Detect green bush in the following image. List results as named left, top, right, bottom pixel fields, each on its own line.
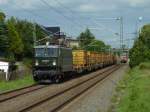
left=129, top=24, right=150, bottom=68
left=116, top=63, right=150, bottom=112
left=23, top=58, right=33, bottom=68
left=139, top=62, right=150, bottom=70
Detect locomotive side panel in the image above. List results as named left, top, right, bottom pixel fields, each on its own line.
left=60, top=48, right=73, bottom=72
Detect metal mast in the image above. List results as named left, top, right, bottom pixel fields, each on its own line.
left=33, top=22, right=36, bottom=47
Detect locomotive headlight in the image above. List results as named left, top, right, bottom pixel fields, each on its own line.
left=35, top=60, right=39, bottom=66
left=52, top=60, right=56, bottom=66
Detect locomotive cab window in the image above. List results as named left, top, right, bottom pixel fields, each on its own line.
left=35, top=47, right=58, bottom=57
left=35, top=48, right=45, bottom=57
left=47, top=48, right=58, bottom=57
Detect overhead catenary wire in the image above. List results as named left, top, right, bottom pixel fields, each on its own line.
left=53, top=0, right=120, bottom=39
left=54, top=0, right=87, bottom=27
left=12, top=3, right=79, bottom=38
left=90, top=18, right=120, bottom=37
left=40, top=0, right=84, bottom=31
left=58, top=1, right=122, bottom=44
left=10, top=0, right=125, bottom=47
left=53, top=0, right=86, bottom=37
left=20, top=0, right=121, bottom=41
left=15, top=6, right=60, bottom=26
left=54, top=0, right=108, bottom=35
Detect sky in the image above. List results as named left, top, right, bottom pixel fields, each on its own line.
left=0, top=0, right=150, bottom=48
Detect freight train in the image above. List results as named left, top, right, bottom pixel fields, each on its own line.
left=120, top=52, right=128, bottom=63
left=32, top=45, right=117, bottom=83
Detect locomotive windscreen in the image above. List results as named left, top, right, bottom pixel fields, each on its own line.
left=35, top=48, right=58, bottom=57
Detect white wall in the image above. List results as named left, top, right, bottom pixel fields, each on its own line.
left=0, top=61, right=9, bottom=81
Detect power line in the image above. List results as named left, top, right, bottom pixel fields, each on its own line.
left=42, top=0, right=121, bottom=39
left=54, top=0, right=87, bottom=27
left=11, top=0, right=124, bottom=42
left=54, top=0, right=109, bottom=33
left=53, top=0, right=119, bottom=39
left=13, top=4, right=60, bottom=26
left=88, top=19, right=119, bottom=39
left=12, top=4, right=79, bottom=37
left=55, top=0, right=75, bottom=15
left=40, top=0, right=84, bottom=31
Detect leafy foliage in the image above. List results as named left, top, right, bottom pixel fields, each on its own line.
left=0, top=11, right=112, bottom=61
left=7, top=19, right=24, bottom=60
left=77, top=29, right=111, bottom=52
left=129, top=24, right=150, bottom=68
left=77, top=28, right=95, bottom=47
left=86, top=39, right=107, bottom=52
left=0, top=11, right=47, bottom=61
left=0, top=23, right=9, bottom=53
left=0, top=12, right=5, bottom=22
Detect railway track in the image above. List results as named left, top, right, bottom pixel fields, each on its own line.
left=20, top=65, right=121, bottom=112
left=0, top=65, right=122, bottom=112
left=0, top=66, right=113, bottom=103
left=0, top=84, right=48, bottom=102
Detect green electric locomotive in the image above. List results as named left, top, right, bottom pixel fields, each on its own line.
left=33, top=45, right=73, bottom=83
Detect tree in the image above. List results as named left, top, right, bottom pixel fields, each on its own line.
left=7, top=17, right=47, bottom=58
left=0, top=12, right=9, bottom=56
left=7, top=19, right=24, bottom=60
left=129, top=24, right=150, bottom=67
left=86, top=39, right=106, bottom=52
left=15, top=20, right=47, bottom=58
left=0, top=12, right=5, bottom=22
left=140, top=24, right=150, bottom=49
left=77, top=28, right=95, bottom=48
left=0, top=11, right=48, bottom=60
left=15, top=19, right=34, bottom=58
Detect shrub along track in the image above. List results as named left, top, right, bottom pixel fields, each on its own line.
left=0, top=65, right=122, bottom=112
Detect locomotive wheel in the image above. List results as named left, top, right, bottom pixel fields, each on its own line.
left=55, top=75, right=62, bottom=83
left=33, top=76, right=39, bottom=82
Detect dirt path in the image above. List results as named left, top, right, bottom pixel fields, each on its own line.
left=59, top=64, right=129, bottom=112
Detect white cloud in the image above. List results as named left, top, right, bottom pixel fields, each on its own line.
left=0, top=0, right=40, bottom=9
left=0, top=0, right=117, bottom=12
left=11, top=0, right=40, bottom=10
left=79, top=4, right=98, bottom=12
left=0, top=0, right=8, bottom=5
left=78, top=2, right=117, bottom=12
left=1, top=0, right=150, bottom=11
left=7, top=0, right=72, bottom=10
left=124, top=0, right=150, bottom=7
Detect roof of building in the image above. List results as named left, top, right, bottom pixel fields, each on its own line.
left=45, top=27, right=60, bottom=34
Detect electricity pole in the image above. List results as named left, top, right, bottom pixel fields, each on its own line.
left=119, top=17, right=123, bottom=54
left=135, top=17, right=143, bottom=38
left=33, top=22, right=36, bottom=47
left=90, top=17, right=124, bottom=55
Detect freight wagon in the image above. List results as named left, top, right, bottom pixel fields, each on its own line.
left=33, top=45, right=116, bottom=83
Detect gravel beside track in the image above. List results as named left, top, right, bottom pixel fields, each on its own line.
left=59, top=64, right=128, bottom=112
left=0, top=65, right=119, bottom=112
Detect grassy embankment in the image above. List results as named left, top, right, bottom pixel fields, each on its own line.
left=0, top=75, right=35, bottom=93
left=111, top=62, right=150, bottom=112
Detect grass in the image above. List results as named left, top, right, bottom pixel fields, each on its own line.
left=22, top=58, right=33, bottom=68
left=112, top=62, right=150, bottom=112
left=0, top=75, right=35, bottom=93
